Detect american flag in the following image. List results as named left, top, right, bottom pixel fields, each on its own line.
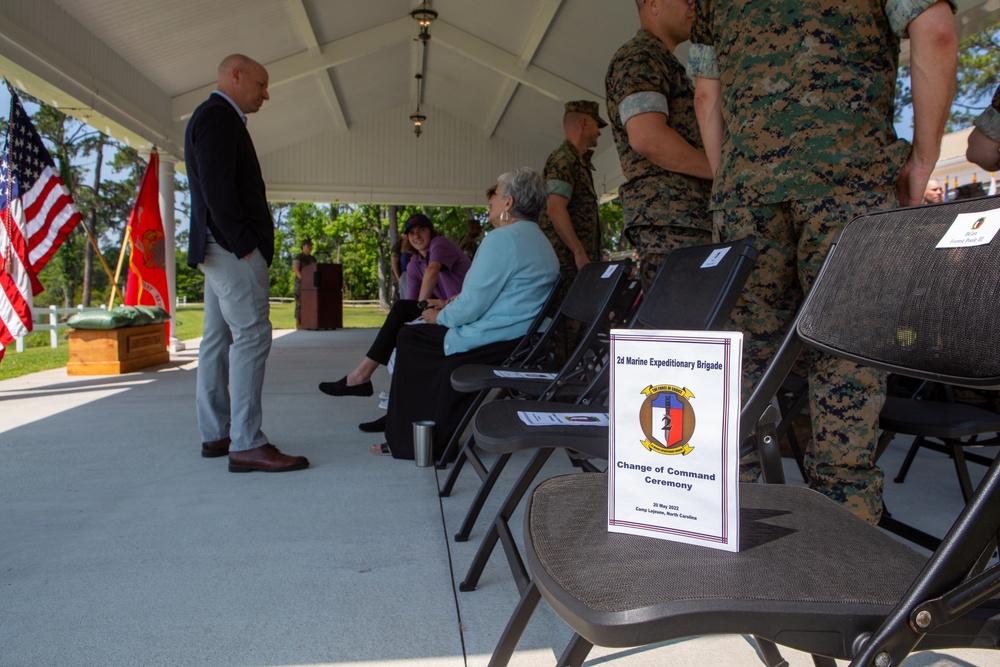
left=0, top=87, right=82, bottom=360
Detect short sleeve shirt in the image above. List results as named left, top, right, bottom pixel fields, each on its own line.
left=405, top=234, right=472, bottom=300
left=537, top=140, right=601, bottom=270
left=973, top=85, right=1000, bottom=143
left=688, top=0, right=951, bottom=209
left=605, top=29, right=711, bottom=232
left=292, top=252, right=316, bottom=290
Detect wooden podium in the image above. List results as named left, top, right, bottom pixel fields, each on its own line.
left=300, top=263, right=343, bottom=330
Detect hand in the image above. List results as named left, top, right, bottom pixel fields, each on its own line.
left=422, top=307, right=439, bottom=324
left=425, top=298, right=447, bottom=310
left=895, top=155, right=935, bottom=208
left=573, top=249, right=591, bottom=270
left=242, top=250, right=255, bottom=260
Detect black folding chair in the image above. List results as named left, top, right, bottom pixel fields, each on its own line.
left=511, top=198, right=1000, bottom=667
left=459, top=237, right=758, bottom=594
left=438, top=261, right=638, bottom=542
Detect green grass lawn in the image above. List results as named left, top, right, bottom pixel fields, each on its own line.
left=0, top=302, right=387, bottom=382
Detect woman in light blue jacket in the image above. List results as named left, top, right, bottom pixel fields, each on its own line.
left=373, top=167, right=560, bottom=460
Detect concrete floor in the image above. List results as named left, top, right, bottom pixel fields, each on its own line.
left=0, top=328, right=996, bottom=667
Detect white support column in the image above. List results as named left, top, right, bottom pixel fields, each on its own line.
left=158, top=153, right=185, bottom=352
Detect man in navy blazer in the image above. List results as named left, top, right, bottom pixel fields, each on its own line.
left=186, top=54, right=308, bottom=473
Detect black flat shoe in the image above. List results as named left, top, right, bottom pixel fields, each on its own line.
left=318, top=377, right=373, bottom=397
left=358, top=415, right=387, bottom=433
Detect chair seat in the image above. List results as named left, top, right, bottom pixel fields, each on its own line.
left=451, top=363, right=557, bottom=395
left=525, top=473, right=1000, bottom=660
left=474, top=400, right=609, bottom=459
left=881, top=396, right=1000, bottom=439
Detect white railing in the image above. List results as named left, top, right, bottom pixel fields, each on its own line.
left=13, top=304, right=101, bottom=353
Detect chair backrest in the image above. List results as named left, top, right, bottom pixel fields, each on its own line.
left=562, top=240, right=759, bottom=408
left=630, top=237, right=759, bottom=331
left=557, top=260, right=636, bottom=325
left=520, top=260, right=635, bottom=371
left=797, top=197, right=1000, bottom=388
left=502, top=272, right=566, bottom=368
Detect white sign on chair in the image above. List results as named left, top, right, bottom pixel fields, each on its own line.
left=608, top=330, right=743, bottom=552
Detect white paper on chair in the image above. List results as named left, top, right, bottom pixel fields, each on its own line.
left=517, top=411, right=609, bottom=426
left=608, top=330, right=742, bottom=552
left=492, top=370, right=558, bottom=380
left=936, top=209, right=1000, bottom=248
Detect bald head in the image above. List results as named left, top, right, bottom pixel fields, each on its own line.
left=923, top=178, right=943, bottom=204
left=634, top=0, right=694, bottom=52
left=216, top=54, right=270, bottom=115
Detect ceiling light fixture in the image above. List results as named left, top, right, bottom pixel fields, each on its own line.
left=409, top=110, right=426, bottom=138
left=410, top=74, right=426, bottom=138
left=411, top=0, right=437, bottom=43
left=408, top=4, right=435, bottom=137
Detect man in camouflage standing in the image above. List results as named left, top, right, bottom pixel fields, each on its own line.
left=606, top=0, right=714, bottom=291
left=538, top=101, right=607, bottom=284
left=690, top=0, right=958, bottom=523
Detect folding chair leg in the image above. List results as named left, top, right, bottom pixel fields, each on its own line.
left=811, top=657, right=838, bottom=667
left=455, top=453, right=513, bottom=542
left=753, top=637, right=789, bottom=667
left=951, top=441, right=977, bottom=503
left=555, top=633, right=593, bottom=667
left=439, top=434, right=477, bottom=497
left=436, top=390, right=489, bottom=470
left=893, top=436, right=926, bottom=483
left=460, top=448, right=554, bottom=592
left=486, top=580, right=541, bottom=667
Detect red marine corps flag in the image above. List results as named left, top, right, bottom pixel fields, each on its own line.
left=0, top=85, right=83, bottom=363
left=124, top=151, right=170, bottom=336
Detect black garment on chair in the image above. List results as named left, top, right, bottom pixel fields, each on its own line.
left=519, top=197, right=1000, bottom=667
left=384, top=324, right=518, bottom=461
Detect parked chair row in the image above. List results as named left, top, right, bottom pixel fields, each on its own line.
left=433, top=196, right=1000, bottom=667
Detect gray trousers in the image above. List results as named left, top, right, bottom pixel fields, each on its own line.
left=197, top=240, right=272, bottom=452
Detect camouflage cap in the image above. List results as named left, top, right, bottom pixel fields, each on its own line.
left=565, top=100, right=608, bottom=128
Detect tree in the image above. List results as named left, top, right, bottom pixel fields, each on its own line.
left=951, top=26, right=1000, bottom=129
left=896, top=23, right=1000, bottom=133
left=600, top=199, right=626, bottom=253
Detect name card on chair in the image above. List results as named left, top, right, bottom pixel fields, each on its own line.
left=608, top=330, right=742, bottom=552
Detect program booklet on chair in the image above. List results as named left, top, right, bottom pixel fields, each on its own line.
left=608, top=330, right=742, bottom=552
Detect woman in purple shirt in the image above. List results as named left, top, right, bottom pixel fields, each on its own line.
left=404, top=214, right=471, bottom=300
left=318, top=213, right=470, bottom=400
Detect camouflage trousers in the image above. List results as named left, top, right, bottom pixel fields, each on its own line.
left=714, top=186, right=896, bottom=525
left=631, top=225, right=713, bottom=292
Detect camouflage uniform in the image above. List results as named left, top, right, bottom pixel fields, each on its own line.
left=973, top=85, right=1000, bottom=141
left=690, top=0, right=955, bottom=524
left=606, top=29, right=713, bottom=290
left=538, top=139, right=602, bottom=283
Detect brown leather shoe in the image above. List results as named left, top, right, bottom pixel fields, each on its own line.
left=228, top=444, right=309, bottom=473
left=202, top=437, right=231, bottom=458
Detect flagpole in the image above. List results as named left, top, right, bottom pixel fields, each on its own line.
left=70, top=221, right=125, bottom=309
left=108, top=219, right=131, bottom=310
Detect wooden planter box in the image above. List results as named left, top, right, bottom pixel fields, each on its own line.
left=67, top=323, right=170, bottom=375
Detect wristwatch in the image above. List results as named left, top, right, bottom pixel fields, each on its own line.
left=418, top=300, right=429, bottom=311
